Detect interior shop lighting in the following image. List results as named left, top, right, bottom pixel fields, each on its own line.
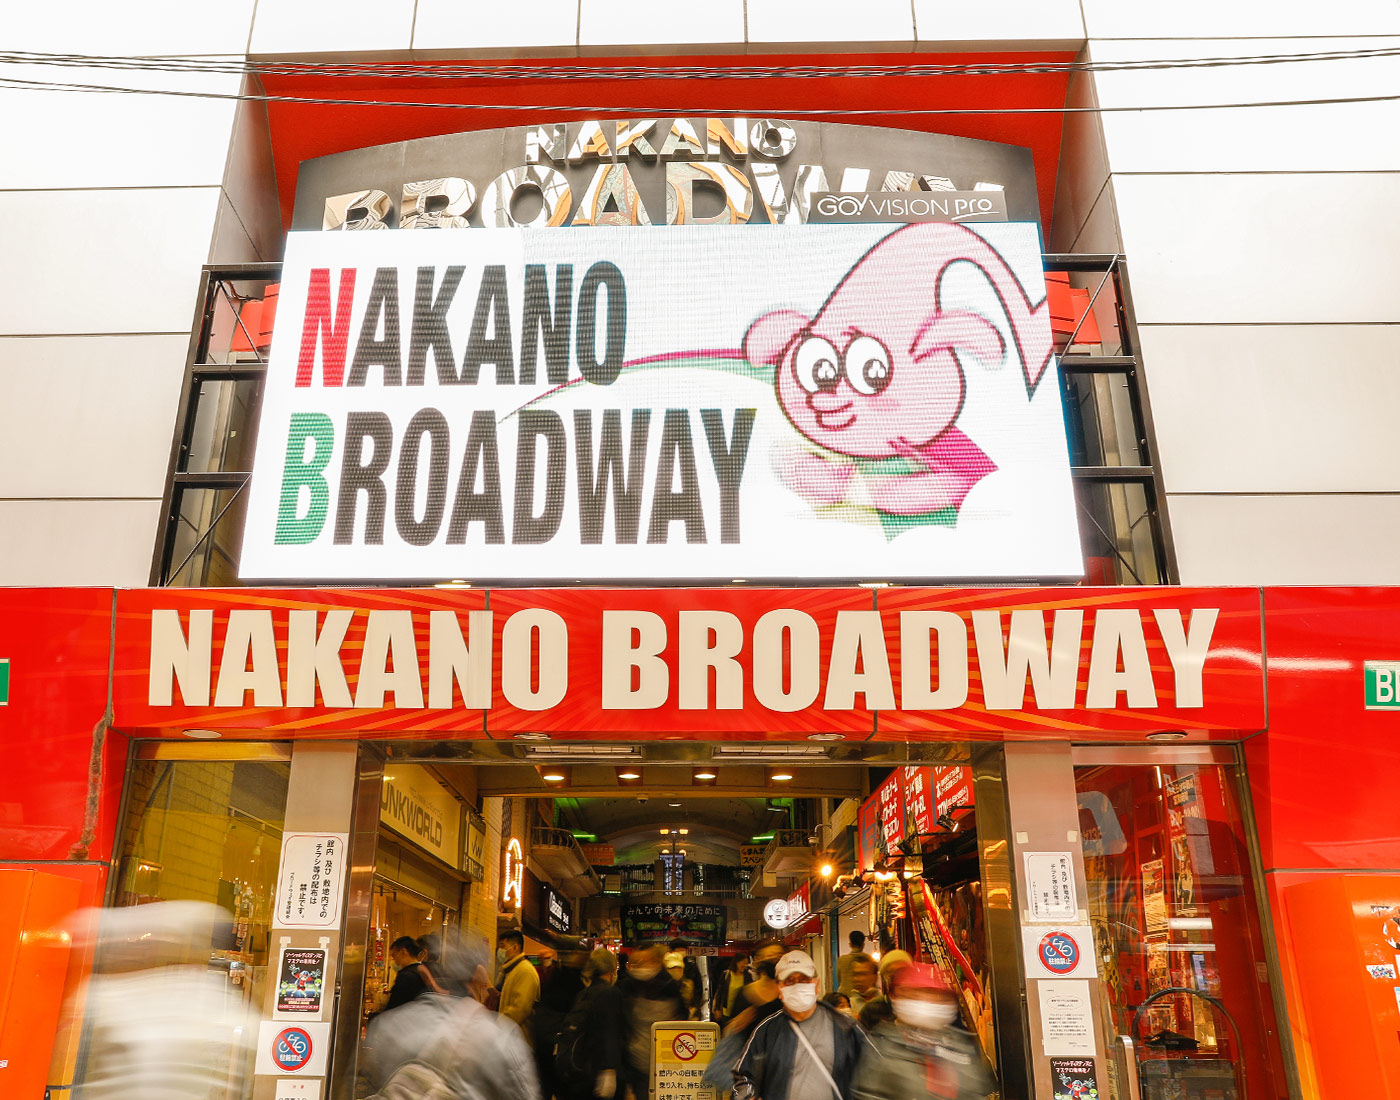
left=539, top=765, right=571, bottom=784
left=937, top=813, right=960, bottom=832
left=616, top=767, right=643, bottom=785
left=819, top=861, right=835, bottom=877
left=678, top=828, right=689, bottom=835
left=693, top=768, right=718, bottom=785
left=768, top=767, right=795, bottom=782
left=668, top=802, right=682, bottom=808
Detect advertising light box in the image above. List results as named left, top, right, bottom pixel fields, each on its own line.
left=240, top=223, right=1080, bottom=582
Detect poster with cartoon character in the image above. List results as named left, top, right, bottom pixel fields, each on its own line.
left=276, top=947, right=326, bottom=1015
left=243, top=222, right=1080, bottom=582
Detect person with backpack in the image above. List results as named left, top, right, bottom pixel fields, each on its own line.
left=536, top=948, right=587, bottom=1100
left=555, top=949, right=627, bottom=1100
left=365, top=934, right=539, bottom=1100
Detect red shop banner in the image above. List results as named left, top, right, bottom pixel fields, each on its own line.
left=102, top=586, right=1264, bottom=738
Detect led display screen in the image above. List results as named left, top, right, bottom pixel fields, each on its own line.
left=240, top=223, right=1080, bottom=581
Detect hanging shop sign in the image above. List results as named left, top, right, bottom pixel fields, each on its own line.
left=740, top=844, right=768, bottom=868
left=857, top=796, right=882, bottom=872
left=542, top=883, right=572, bottom=935
left=113, top=586, right=1266, bottom=736
left=622, top=903, right=726, bottom=946
left=239, top=220, right=1079, bottom=582
left=580, top=842, right=617, bottom=866
left=932, top=764, right=975, bottom=819
left=903, top=766, right=935, bottom=840
left=877, top=770, right=906, bottom=851
left=502, top=837, right=524, bottom=909
left=291, top=119, right=1039, bottom=234
left=380, top=762, right=463, bottom=868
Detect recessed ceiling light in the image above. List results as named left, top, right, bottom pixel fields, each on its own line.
left=434, top=579, right=471, bottom=589
left=769, top=769, right=795, bottom=782
left=514, top=732, right=551, bottom=740
left=807, top=732, right=844, bottom=742
left=542, top=770, right=567, bottom=782
left=1147, top=730, right=1188, bottom=741
left=668, top=802, right=682, bottom=808
left=182, top=728, right=221, bottom=739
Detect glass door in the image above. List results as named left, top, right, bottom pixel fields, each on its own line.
left=1073, top=747, right=1292, bottom=1100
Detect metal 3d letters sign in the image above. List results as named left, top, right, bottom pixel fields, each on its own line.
left=290, top=119, right=1039, bottom=232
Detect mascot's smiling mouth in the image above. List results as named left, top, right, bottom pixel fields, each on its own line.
left=813, top=401, right=856, bottom=430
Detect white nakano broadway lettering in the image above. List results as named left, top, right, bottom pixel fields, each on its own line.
left=147, top=606, right=1219, bottom=713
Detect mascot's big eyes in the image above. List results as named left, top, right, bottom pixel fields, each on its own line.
left=845, top=336, right=892, bottom=396
left=794, top=336, right=842, bottom=394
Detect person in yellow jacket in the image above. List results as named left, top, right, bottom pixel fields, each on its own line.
left=497, top=930, right=541, bottom=1045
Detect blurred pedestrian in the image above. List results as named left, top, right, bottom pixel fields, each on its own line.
left=732, top=949, right=873, bottom=1100
left=853, top=963, right=994, bottom=1100
left=68, top=902, right=256, bottom=1100
left=846, top=956, right=882, bottom=1019
left=665, top=950, right=700, bottom=1019
left=836, top=931, right=869, bottom=996
left=619, top=944, right=686, bottom=1100
left=537, top=947, right=587, bottom=1099
left=555, top=949, right=627, bottom=1100
left=366, top=934, right=540, bottom=1100
left=498, top=930, right=542, bottom=1044
left=712, top=954, right=749, bottom=1028
left=822, top=992, right=853, bottom=1018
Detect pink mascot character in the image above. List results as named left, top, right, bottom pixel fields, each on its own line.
left=743, top=222, right=1054, bottom=519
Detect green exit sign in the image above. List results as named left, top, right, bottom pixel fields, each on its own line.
left=1364, top=661, right=1400, bottom=709
left=0, top=659, right=8, bottom=705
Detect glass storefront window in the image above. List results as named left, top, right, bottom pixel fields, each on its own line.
left=1075, top=757, right=1290, bottom=1100
left=95, top=757, right=291, bottom=1100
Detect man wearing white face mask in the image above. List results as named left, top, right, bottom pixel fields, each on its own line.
left=852, top=964, right=995, bottom=1100
left=732, top=950, right=874, bottom=1100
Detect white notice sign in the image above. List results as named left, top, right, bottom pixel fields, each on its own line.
left=275, top=1081, right=323, bottom=1100
left=1024, top=851, right=1078, bottom=921
left=275, top=833, right=348, bottom=929
left=1037, top=980, right=1096, bottom=1056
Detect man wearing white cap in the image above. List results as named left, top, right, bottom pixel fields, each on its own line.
left=732, top=950, right=873, bottom=1100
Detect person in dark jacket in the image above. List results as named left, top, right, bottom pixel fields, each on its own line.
left=619, top=944, right=687, bottom=1100
left=537, top=948, right=588, bottom=1100
left=559, top=949, right=627, bottom=1100
left=733, top=950, right=874, bottom=1100
left=852, top=963, right=995, bottom=1100
left=385, top=935, right=435, bottom=1010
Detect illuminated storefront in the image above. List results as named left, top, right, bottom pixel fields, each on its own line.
left=2, top=11, right=1398, bottom=1100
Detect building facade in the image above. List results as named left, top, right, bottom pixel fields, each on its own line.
left=2, top=3, right=1399, bottom=1099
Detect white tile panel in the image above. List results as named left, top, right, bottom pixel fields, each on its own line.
left=1112, top=173, right=1400, bottom=324
left=0, top=499, right=163, bottom=586
left=1081, top=0, right=1400, bottom=39
left=579, top=0, right=744, bottom=52
left=1091, top=38, right=1400, bottom=173
left=0, top=187, right=221, bottom=336
left=0, top=65, right=241, bottom=190
left=749, top=0, right=913, bottom=50
left=1168, top=493, right=1400, bottom=586
left=9, top=0, right=255, bottom=55
left=250, top=0, right=415, bottom=56
left=1059, top=178, right=1120, bottom=254
left=413, top=0, right=580, bottom=54
left=1142, top=324, right=1400, bottom=494
left=0, top=335, right=187, bottom=499
left=913, top=0, right=1084, bottom=48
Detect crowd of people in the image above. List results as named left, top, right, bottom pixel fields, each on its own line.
left=363, top=927, right=994, bottom=1100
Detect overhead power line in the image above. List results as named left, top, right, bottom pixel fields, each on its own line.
left=1, top=44, right=1399, bottom=81
left=0, top=72, right=1396, bottom=117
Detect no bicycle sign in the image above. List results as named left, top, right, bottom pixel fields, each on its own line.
left=1023, top=924, right=1098, bottom=979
